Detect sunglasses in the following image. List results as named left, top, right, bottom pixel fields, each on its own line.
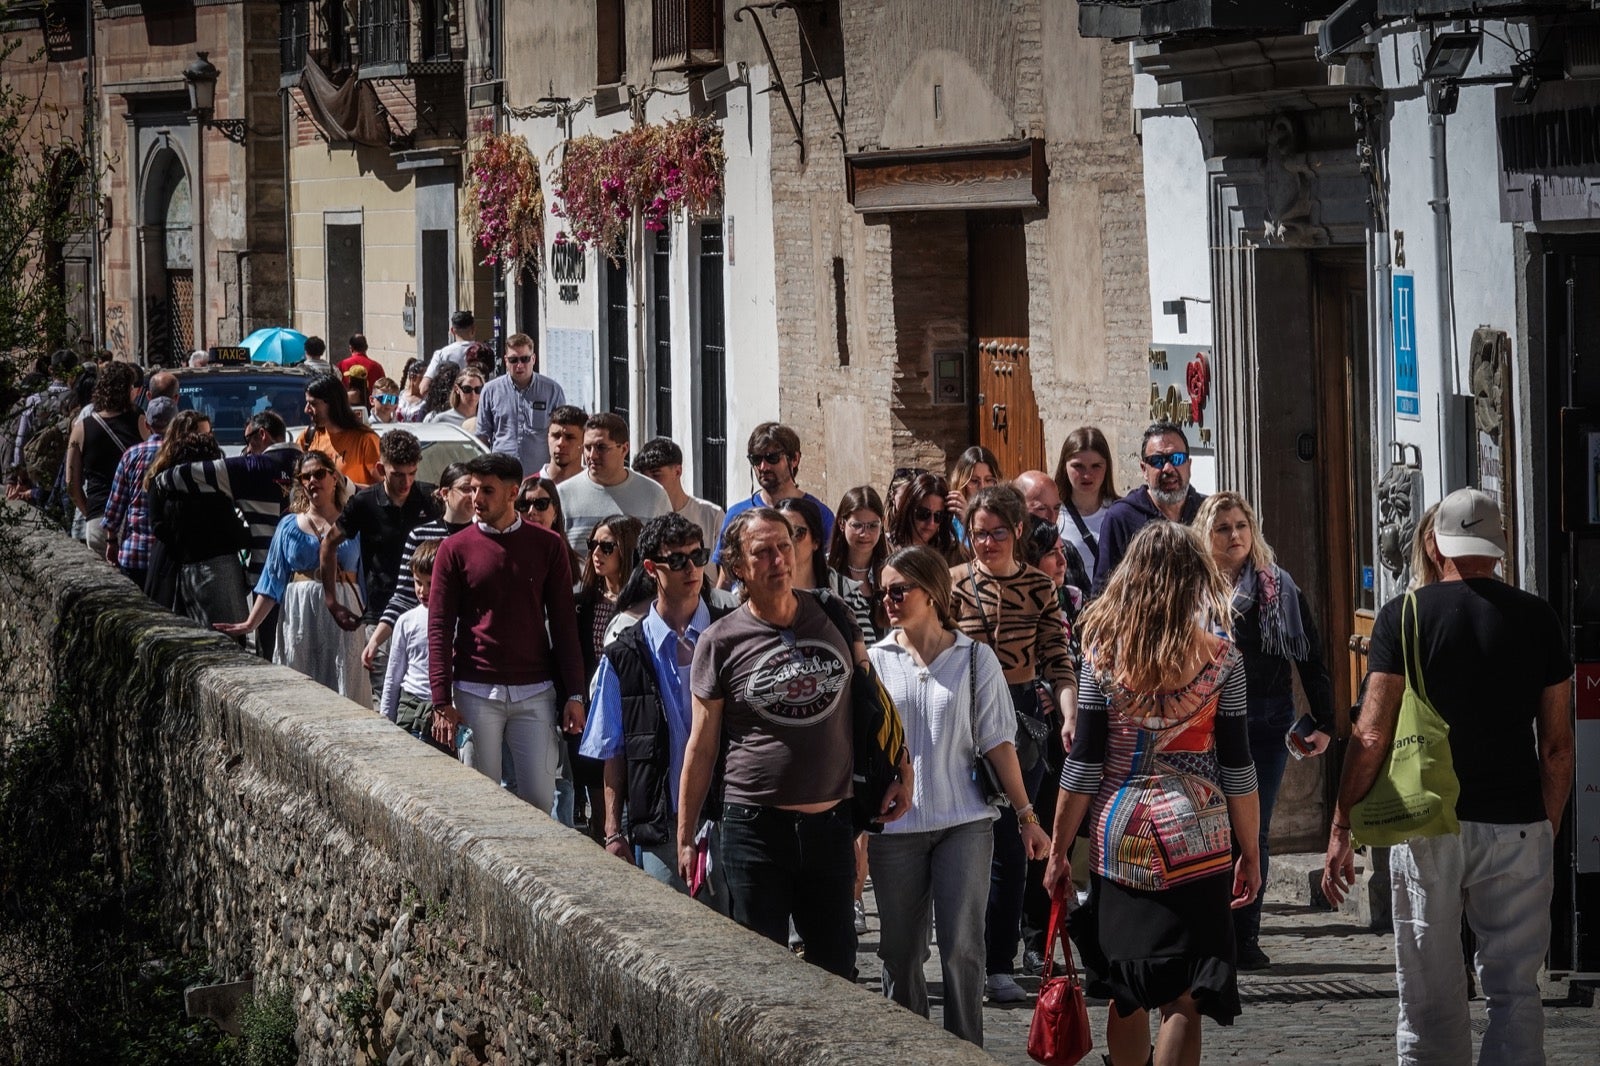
left=514, top=496, right=554, bottom=513
left=297, top=468, right=332, bottom=483
left=456, top=385, right=482, bottom=395
left=587, top=538, right=619, bottom=556
left=747, top=451, right=787, bottom=467
left=869, top=583, right=916, bottom=606
left=970, top=526, right=1012, bottom=544
left=913, top=507, right=947, bottom=524
left=507, top=355, right=532, bottom=365
left=652, top=547, right=712, bottom=571
left=374, top=394, right=399, bottom=405
left=1142, top=450, right=1189, bottom=470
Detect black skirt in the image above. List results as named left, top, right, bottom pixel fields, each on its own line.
left=1070, top=872, right=1241, bottom=1025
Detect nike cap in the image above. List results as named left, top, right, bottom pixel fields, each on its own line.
left=1434, top=487, right=1506, bottom=559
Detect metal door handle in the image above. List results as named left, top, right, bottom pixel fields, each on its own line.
left=991, top=403, right=1008, bottom=432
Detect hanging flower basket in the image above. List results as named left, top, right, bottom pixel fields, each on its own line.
left=550, top=116, right=725, bottom=254
left=465, top=132, right=545, bottom=268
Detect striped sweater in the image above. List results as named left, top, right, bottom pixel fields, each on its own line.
left=151, top=444, right=302, bottom=585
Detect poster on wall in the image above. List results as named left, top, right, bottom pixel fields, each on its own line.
left=1576, top=664, right=1600, bottom=874
left=1392, top=271, right=1420, bottom=422
left=544, top=328, right=595, bottom=414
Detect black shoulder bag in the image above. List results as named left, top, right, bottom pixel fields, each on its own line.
left=968, top=643, right=1009, bottom=807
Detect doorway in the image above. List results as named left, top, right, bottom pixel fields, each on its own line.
left=326, top=222, right=364, bottom=355
left=970, top=220, right=1043, bottom=477
left=141, top=147, right=194, bottom=366
left=603, top=253, right=629, bottom=418
left=697, top=222, right=727, bottom=505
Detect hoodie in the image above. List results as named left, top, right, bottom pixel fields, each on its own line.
left=1090, top=485, right=1206, bottom=596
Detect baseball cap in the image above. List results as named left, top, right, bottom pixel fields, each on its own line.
left=145, top=396, right=177, bottom=432
left=1433, top=488, right=1506, bottom=559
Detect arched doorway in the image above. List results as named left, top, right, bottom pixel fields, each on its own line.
left=139, top=146, right=194, bottom=366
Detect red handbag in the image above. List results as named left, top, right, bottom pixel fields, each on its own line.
left=1027, top=889, right=1094, bottom=1066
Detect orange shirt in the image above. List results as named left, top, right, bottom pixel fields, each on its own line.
left=298, top=424, right=381, bottom=486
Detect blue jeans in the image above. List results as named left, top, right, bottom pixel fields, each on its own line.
left=986, top=758, right=1046, bottom=974
left=1235, top=692, right=1294, bottom=944
left=720, top=802, right=857, bottom=978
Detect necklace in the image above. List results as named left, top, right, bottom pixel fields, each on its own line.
left=846, top=563, right=871, bottom=575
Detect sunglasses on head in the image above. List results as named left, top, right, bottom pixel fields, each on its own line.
left=747, top=451, right=787, bottom=467
left=892, top=466, right=930, bottom=481
left=374, top=394, right=398, bottom=405
left=507, top=355, right=532, bottom=365
left=652, top=547, right=712, bottom=571
left=514, top=496, right=554, bottom=513
left=456, top=384, right=482, bottom=395
left=913, top=507, right=947, bottom=524
left=869, top=583, right=916, bottom=606
left=587, top=538, right=619, bottom=556
left=1142, top=450, right=1189, bottom=470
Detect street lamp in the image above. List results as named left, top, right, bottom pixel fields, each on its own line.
left=183, top=51, right=248, bottom=145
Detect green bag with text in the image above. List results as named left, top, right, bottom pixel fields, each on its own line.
left=1349, top=592, right=1461, bottom=848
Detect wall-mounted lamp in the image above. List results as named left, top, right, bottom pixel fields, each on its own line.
left=1422, top=30, right=1481, bottom=81
left=183, top=52, right=248, bottom=145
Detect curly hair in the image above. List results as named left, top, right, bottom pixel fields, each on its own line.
left=1078, top=521, right=1232, bottom=693
left=379, top=428, right=423, bottom=468
left=90, top=361, right=139, bottom=414
left=423, top=363, right=460, bottom=417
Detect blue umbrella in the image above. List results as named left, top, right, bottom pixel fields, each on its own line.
left=241, top=327, right=309, bottom=365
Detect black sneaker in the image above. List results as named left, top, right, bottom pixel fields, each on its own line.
left=1022, top=947, right=1047, bottom=976
left=1236, top=939, right=1271, bottom=971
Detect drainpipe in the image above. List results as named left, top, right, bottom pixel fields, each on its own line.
left=1428, top=95, right=1467, bottom=490
left=84, top=0, right=102, bottom=350
left=282, top=89, right=293, bottom=327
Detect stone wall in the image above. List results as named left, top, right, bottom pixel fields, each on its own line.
left=0, top=506, right=996, bottom=1065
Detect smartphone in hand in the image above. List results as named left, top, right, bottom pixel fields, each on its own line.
left=1284, top=713, right=1320, bottom=760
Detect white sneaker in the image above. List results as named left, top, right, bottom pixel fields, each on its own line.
left=853, top=899, right=868, bottom=934
left=985, top=973, right=1030, bottom=1003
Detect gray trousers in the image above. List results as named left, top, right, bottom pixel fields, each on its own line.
left=867, top=817, right=994, bottom=1047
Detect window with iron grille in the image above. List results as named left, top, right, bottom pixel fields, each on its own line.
left=652, top=0, right=721, bottom=72
left=596, top=0, right=626, bottom=85
left=360, top=0, right=410, bottom=66
left=280, top=1, right=310, bottom=74
left=421, top=0, right=451, bottom=62
left=318, top=0, right=354, bottom=71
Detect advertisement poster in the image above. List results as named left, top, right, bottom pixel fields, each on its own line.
left=544, top=328, right=595, bottom=414
left=1392, top=271, right=1420, bottom=421
left=1576, top=664, right=1600, bottom=874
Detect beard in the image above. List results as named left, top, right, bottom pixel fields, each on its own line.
left=1151, top=484, right=1188, bottom=508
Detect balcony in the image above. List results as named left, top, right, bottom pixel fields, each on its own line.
left=653, top=0, right=722, bottom=72
left=359, top=0, right=410, bottom=73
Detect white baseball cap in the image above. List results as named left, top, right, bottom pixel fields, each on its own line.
left=1433, top=488, right=1506, bottom=559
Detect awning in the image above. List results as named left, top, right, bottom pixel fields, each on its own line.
left=845, top=139, right=1046, bottom=215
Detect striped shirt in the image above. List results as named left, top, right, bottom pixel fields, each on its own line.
left=379, top=519, right=472, bottom=628
left=151, top=444, right=302, bottom=585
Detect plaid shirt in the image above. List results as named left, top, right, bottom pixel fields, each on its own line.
left=102, top=436, right=161, bottom=572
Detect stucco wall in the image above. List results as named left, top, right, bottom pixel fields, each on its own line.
left=0, top=506, right=995, bottom=1065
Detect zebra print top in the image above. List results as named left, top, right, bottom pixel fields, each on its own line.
left=949, top=562, right=1075, bottom=691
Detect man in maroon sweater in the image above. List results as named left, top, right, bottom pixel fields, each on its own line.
left=428, top=453, right=586, bottom=810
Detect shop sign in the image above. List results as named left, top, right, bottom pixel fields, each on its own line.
left=1497, top=81, right=1600, bottom=223
left=1146, top=344, right=1214, bottom=452
left=1392, top=271, right=1420, bottom=421
left=551, top=243, right=585, bottom=304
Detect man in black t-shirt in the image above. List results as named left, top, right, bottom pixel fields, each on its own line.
left=1323, top=488, right=1573, bottom=1066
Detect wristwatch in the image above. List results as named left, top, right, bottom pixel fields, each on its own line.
left=1018, top=811, right=1041, bottom=828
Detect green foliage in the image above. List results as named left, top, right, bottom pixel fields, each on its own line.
left=229, top=988, right=297, bottom=1066
left=336, top=974, right=378, bottom=1055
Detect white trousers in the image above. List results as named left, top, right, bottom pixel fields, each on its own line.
left=1391, top=819, right=1554, bottom=1066
left=454, top=686, right=560, bottom=812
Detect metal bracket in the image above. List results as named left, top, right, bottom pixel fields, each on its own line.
left=734, top=1, right=846, bottom=163
left=206, top=117, right=249, bottom=145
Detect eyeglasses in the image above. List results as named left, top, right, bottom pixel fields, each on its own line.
left=456, top=385, right=482, bottom=395
left=507, top=355, right=532, bottom=365
left=297, top=468, right=332, bottom=484
left=970, top=526, right=1012, bottom=544
left=587, top=539, right=619, bottom=556
left=514, top=497, right=554, bottom=513
left=845, top=519, right=882, bottom=535
left=1142, top=451, right=1189, bottom=470
left=747, top=451, right=787, bottom=467
left=869, top=583, right=916, bottom=606
left=913, top=507, right=947, bottom=525
left=652, top=547, right=712, bottom=571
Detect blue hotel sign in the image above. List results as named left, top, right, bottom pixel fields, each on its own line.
left=1393, top=271, right=1420, bottom=421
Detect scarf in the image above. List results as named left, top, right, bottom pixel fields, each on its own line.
left=1233, top=562, right=1310, bottom=661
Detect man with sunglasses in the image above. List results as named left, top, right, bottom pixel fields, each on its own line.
left=476, top=332, right=566, bottom=477
left=580, top=513, right=735, bottom=901
left=713, top=422, right=834, bottom=588
left=1090, top=420, right=1207, bottom=596
left=556, top=412, right=670, bottom=551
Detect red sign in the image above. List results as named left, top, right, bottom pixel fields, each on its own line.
left=1576, top=664, right=1600, bottom=720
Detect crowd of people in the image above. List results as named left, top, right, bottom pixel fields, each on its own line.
left=1, top=320, right=1573, bottom=1066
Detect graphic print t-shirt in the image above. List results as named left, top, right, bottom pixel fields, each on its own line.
left=692, top=592, right=858, bottom=807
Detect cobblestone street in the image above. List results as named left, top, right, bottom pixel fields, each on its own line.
left=852, top=858, right=1600, bottom=1064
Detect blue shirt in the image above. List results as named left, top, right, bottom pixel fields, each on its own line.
left=256, top=513, right=364, bottom=603
left=475, top=372, right=566, bottom=477
left=580, top=600, right=712, bottom=812
left=713, top=491, right=835, bottom=563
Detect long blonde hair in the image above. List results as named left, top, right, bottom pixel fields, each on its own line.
left=1079, top=521, right=1232, bottom=692
left=1410, top=503, right=1441, bottom=589
left=1195, top=491, right=1276, bottom=574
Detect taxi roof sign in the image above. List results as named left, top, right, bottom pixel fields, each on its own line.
left=210, top=346, right=252, bottom=366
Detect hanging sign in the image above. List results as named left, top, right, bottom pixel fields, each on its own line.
left=1392, top=270, right=1420, bottom=421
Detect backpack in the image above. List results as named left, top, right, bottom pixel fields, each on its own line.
left=20, top=389, right=79, bottom=488
left=810, top=588, right=910, bottom=832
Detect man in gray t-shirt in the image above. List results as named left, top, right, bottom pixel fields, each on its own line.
left=678, top=508, right=910, bottom=979
left=556, top=412, right=670, bottom=550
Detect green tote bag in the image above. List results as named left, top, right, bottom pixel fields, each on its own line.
left=1349, top=592, right=1461, bottom=848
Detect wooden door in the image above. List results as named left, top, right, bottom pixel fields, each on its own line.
left=970, top=221, right=1043, bottom=477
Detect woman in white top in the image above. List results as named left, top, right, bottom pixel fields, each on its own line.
left=1052, top=426, right=1119, bottom=581
left=866, top=545, right=1049, bottom=1048
left=396, top=358, right=428, bottom=422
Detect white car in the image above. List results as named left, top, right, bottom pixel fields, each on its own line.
left=282, top=420, right=488, bottom=485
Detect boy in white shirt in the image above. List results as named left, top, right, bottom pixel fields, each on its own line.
left=380, top=541, right=451, bottom=753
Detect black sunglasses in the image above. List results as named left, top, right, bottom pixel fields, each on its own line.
left=515, top=497, right=554, bottom=513
left=747, top=450, right=788, bottom=467
left=507, top=355, right=532, bottom=365
left=457, top=384, right=482, bottom=395
left=587, top=538, right=619, bottom=556
left=869, top=583, right=916, bottom=606
left=913, top=507, right=947, bottom=524
left=652, top=547, right=712, bottom=571
left=1142, top=451, right=1189, bottom=470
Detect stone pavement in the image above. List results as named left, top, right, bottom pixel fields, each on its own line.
left=849, top=855, right=1600, bottom=1064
